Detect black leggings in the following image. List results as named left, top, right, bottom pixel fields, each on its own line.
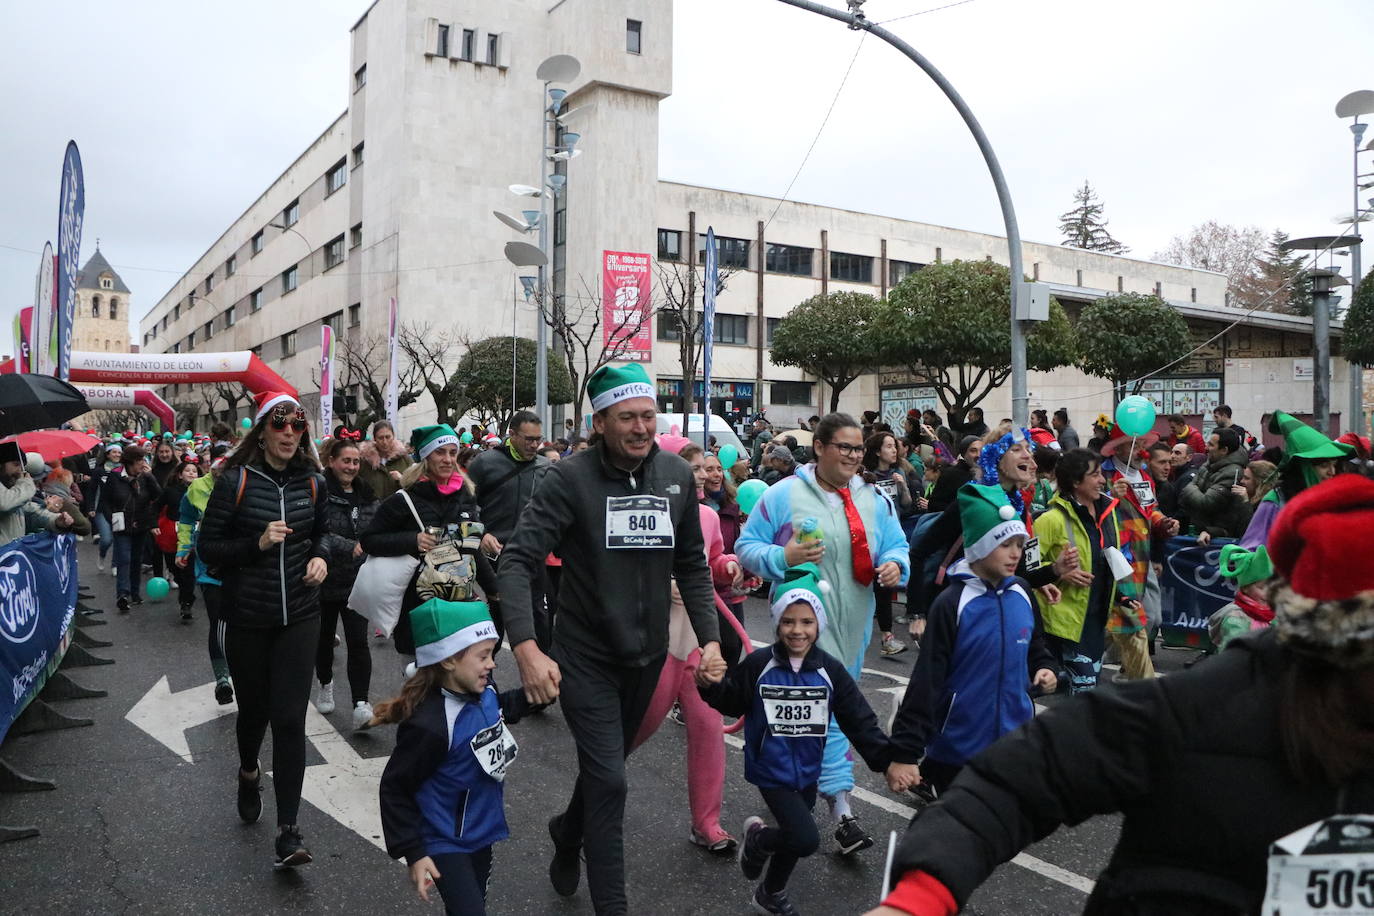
left=203, top=585, right=228, bottom=674
left=315, top=599, right=372, bottom=704
left=757, top=785, right=820, bottom=894
left=875, top=585, right=897, bottom=634
left=431, top=847, right=493, bottom=915
left=224, top=616, right=320, bottom=826
left=169, top=554, right=197, bottom=608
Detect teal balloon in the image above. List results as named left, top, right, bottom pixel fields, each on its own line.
left=717, top=444, right=738, bottom=470
left=147, top=577, right=171, bottom=602
left=460, top=431, right=474, bottom=444
left=241, top=417, right=253, bottom=430
left=1115, top=396, right=1156, bottom=437
left=737, top=479, right=768, bottom=515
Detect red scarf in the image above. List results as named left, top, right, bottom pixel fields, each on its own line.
left=1236, top=590, right=1274, bottom=625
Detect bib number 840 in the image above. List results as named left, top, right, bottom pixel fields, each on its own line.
left=1307, top=868, right=1374, bottom=909
left=626, top=514, right=657, bottom=531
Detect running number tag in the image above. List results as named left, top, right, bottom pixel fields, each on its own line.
left=1263, top=816, right=1374, bottom=915
left=760, top=684, right=829, bottom=737
left=470, top=719, right=518, bottom=782
left=1023, top=536, right=1042, bottom=570
left=605, top=495, right=674, bottom=549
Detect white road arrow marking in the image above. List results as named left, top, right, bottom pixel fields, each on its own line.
left=298, top=705, right=389, bottom=852
left=124, top=676, right=236, bottom=763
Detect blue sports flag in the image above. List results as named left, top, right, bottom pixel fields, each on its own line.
left=0, top=534, right=79, bottom=743
left=701, top=227, right=717, bottom=447
left=55, top=141, right=85, bottom=381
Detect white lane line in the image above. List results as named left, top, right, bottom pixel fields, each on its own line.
left=720, top=734, right=1095, bottom=896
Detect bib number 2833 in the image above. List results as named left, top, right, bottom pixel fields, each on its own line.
left=760, top=684, right=829, bottom=738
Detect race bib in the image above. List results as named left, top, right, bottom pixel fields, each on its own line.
left=1264, top=816, right=1374, bottom=915
left=470, top=718, right=518, bottom=782
left=1023, top=536, right=1042, bottom=570
left=605, top=495, right=673, bottom=549
left=1130, top=478, right=1157, bottom=510
left=760, top=684, right=829, bottom=737
left=875, top=478, right=899, bottom=501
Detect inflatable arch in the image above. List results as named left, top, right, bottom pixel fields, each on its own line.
left=75, top=385, right=176, bottom=432
left=66, top=351, right=295, bottom=395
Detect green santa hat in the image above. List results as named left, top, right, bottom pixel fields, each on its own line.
left=1269, top=410, right=1354, bottom=473
left=1218, top=544, right=1274, bottom=588
left=588, top=363, right=655, bottom=412
left=958, top=482, right=1028, bottom=563
left=769, top=563, right=830, bottom=633
left=410, top=424, right=461, bottom=460
left=411, top=598, right=499, bottom=667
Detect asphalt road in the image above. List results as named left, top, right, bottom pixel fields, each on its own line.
left=0, top=540, right=1194, bottom=915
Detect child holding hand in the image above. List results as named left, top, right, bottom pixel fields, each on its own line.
left=377, top=598, right=541, bottom=915
left=700, top=563, right=894, bottom=916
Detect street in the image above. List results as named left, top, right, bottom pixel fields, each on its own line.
left=0, top=540, right=1195, bottom=915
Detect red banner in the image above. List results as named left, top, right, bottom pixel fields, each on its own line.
left=602, top=250, right=652, bottom=363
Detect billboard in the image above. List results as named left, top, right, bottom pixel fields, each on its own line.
left=602, top=250, right=652, bottom=362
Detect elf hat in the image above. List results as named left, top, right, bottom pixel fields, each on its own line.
left=411, top=598, right=499, bottom=667
left=1268, top=410, right=1353, bottom=467
left=770, top=562, right=829, bottom=634
left=958, top=482, right=1028, bottom=563
left=253, top=390, right=301, bottom=424
left=1218, top=544, right=1274, bottom=588
left=411, top=424, right=460, bottom=459
left=588, top=363, right=655, bottom=412
left=1100, top=423, right=1161, bottom=458
left=1268, top=474, right=1374, bottom=668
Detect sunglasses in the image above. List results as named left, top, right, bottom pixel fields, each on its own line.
left=269, top=405, right=308, bottom=432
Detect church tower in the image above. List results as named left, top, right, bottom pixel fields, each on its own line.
left=74, top=247, right=133, bottom=353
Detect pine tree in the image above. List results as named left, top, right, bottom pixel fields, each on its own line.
left=1252, top=229, right=1313, bottom=315
left=1059, top=180, right=1129, bottom=253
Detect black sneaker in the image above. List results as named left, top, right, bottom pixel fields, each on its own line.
left=752, top=884, right=801, bottom=916
left=131, top=597, right=144, bottom=607
left=548, top=814, right=581, bottom=897
left=215, top=678, right=234, bottom=706
left=739, top=816, right=769, bottom=881
left=116, top=596, right=130, bottom=614
left=237, top=764, right=262, bottom=824
left=180, top=610, right=193, bottom=623
left=274, top=825, right=312, bottom=868
left=833, top=814, right=872, bottom=855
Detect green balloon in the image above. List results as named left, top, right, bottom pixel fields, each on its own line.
left=460, top=431, right=474, bottom=444
left=241, top=417, right=253, bottom=430
left=1114, top=395, right=1156, bottom=438
left=147, top=577, right=171, bottom=602
left=737, top=478, right=769, bottom=515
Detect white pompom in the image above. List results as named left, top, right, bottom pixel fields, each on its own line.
left=817, top=580, right=831, bottom=595
left=998, top=505, right=1016, bottom=521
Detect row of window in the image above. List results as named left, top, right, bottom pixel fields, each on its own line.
left=432, top=24, right=502, bottom=66
left=161, top=303, right=361, bottom=357
left=655, top=229, right=926, bottom=285
left=657, top=313, right=785, bottom=347
left=89, top=295, right=120, bottom=320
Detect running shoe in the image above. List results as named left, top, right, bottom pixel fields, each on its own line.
left=316, top=681, right=335, bottom=715
left=834, top=814, right=873, bottom=855
left=237, top=764, right=262, bottom=824
left=169, top=579, right=178, bottom=590
left=352, top=701, right=375, bottom=731
left=116, top=596, right=130, bottom=614
left=880, top=633, right=907, bottom=656
left=739, top=816, right=769, bottom=881
left=274, top=826, right=312, bottom=868
left=689, top=827, right=738, bottom=855
left=548, top=815, right=582, bottom=897
left=96, top=556, right=105, bottom=572
left=752, top=884, right=801, bottom=916
left=180, top=608, right=193, bottom=623
left=131, top=597, right=143, bottom=607
left=110, top=565, right=117, bottom=577
left=214, top=677, right=234, bottom=706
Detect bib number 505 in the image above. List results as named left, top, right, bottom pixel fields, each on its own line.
left=1307, top=868, right=1374, bottom=909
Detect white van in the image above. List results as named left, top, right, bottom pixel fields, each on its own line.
left=655, top=413, right=748, bottom=457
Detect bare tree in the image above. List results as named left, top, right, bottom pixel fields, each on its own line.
left=335, top=331, right=424, bottom=430
left=399, top=323, right=472, bottom=426
left=91, top=408, right=144, bottom=435
left=1153, top=221, right=1267, bottom=308
left=654, top=261, right=735, bottom=437
left=537, top=275, right=654, bottom=423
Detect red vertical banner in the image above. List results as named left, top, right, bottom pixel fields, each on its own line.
left=602, top=250, right=652, bottom=363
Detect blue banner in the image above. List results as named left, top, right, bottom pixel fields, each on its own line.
left=56, top=141, right=85, bottom=381
left=701, top=226, right=717, bottom=446
left=1159, top=535, right=1236, bottom=649
left=0, top=533, right=79, bottom=743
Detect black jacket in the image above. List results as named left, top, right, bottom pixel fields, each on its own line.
left=925, top=461, right=973, bottom=515
left=318, top=471, right=379, bottom=604
left=466, top=444, right=549, bottom=543
left=496, top=441, right=719, bottom=667
left=888, top=631, right=1372, bottom=915
left=196, top=461, right=328, bottom=628
left=102, top=468, right=163, bottom=533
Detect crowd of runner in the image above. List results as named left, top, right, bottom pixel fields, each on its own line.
left=4, top=371, right=1374, bottom=915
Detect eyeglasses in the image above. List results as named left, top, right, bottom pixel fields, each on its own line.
left=825, top=441, right=864, bottom=456
left=269, top=405, right=307, bottom=432
left=518, top=435, right=543, bottom=445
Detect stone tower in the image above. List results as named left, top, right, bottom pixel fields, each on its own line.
left=74, top=247, right=133, bottom=353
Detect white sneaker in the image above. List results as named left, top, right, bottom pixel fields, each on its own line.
left=111, top=565, right=117, bottom=577
left=316, top=681, right=335, bottom=715
left=352, top=701, right=375, bottom=731
left=97, top=557, right=105, bottom=571
left=169, top=579, right=179, bottom=590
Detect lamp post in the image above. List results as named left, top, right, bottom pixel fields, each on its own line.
left=772, top=0, right=1031, bottom=425
left=268, top=222, right=313, bottom=256
left=1336, top=90, right=1374, bottom=438
left=1282, top=236, right=1360, bottom=434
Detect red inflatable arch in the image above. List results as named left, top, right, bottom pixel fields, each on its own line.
left=66, top=351, right=295, bottom=395
left=75, top=385, right=176, bottom=432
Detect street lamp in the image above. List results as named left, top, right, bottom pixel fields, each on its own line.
left=1336, top=90, right=1374, bottom=438
left=268, top=221, right=313, bottom=255
left=1281, top=235, right=1359, bottom=433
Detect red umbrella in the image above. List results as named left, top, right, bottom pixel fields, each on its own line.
left=1, top=430, right=101, bottom=464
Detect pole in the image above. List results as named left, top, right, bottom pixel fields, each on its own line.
left=1313, top=276, right=1332, bottom=434
left=773, top=0, right=1027, bottom=425
left=535, top=83, right=551, bottom=431
left=1351, top=119, right=1366, bottom=438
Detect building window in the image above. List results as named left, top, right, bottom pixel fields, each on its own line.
left=352, top=142, right=364, bottom=169
left=282, top=265, right=298, bottom=294
left=100, top=276, right=113, bottom=290
left=324, top=235, right=345, bottom=270
left=172, top=342, right=180, bottom=354
left=281, top=330, right=297, bottom=357
left=160, top=315, right=168, bottom=331
left=486, top=33, right=499, bottom=66
left=436, top=24, right=450, bottom=57
left=325, top=311, right=343, bottom=336
left=252, top=230, right=264, bottom=255
left=461, top=29, right=475, bottom=60
left=109, top=298, right=119, bottom=320
left=699, top=235, right=750, bottom=270
left=348, top=303, right=361, bottom=327
left=173, top=303, right=180, bottom=320
left=771, top=381, right=814, bottom=406
left=91, top=295, right=101, bottom=318
left=1190, top=287, right=1197, bottom=303
left=143, top=332, right=150, bottom=346
left=187, top=331, right=196, bottom=349
left=250, top=288, right=263, bottom=312
left=626, top=19, right=642, bottom=54
left=204, top=320, right=214, bottom=340
left=888, top=260, right=923, bottom=286
left=354, top=65, right=367, bottom=91
left=1075, top=268, right=1083, bottom=286
left=225, top=254, right=236, bottom=277
left=766, top=317, right=780, bottom=345
left=283, top=199, right=299, bottom=227
left=830, top=252, right=874, bottom=283
left=713, top=314, right=749, bottom=345
left=657, top=313, right=684, bottom=341
left=204, top=273, right=215, bottom=293
left=326, top=159, right=347, bottom=194
left=226, top=305, right=236, bottom=327
left=765, top=244, right=812, bottom=276
left=350, top=223, right=363, bottom=249
left=657, top=229, right=682, bottom=261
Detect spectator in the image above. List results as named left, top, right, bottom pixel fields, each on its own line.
left=748, top=415, right=774, bottom=472
left=955, top=407, right=988, bottom=439
left=41, top=467, right=91, bottom=537
left=1051, top=408, right=1079, bottom=451
left=925, top=436, right=980, bottom=514
left=0, top=442, right=62, bottom=542
left=358, top=420, right=413, bottom=500
left=1179, top=427, right=1251, bottom=538
left=1031, top=447, right=1059, bottom=516
left=1166, top=414, right=1208, bottom=455
left=1212, top=404, right=1247, bottom=442
left=760, top=444, right=796, bottom=485
left=1030, top=408, right=1049, bottom=431
left=1086, top=414, right=1113, bottom=454
left=1239, top=410, right=1353, bottom=548
left=922, top=410, right=955, bottom=452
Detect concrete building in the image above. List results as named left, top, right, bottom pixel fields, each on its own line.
left=140, top=0, right=1346, bottom=439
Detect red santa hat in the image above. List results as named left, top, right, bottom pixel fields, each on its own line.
left=253, top=391, right=300, bottom=424
left=1269, top=474, right=1374, bottom=667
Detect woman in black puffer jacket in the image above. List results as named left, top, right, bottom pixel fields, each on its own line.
left=197, top=393, right=328, bottom=870
left=312, top=435, right=379, bottom=731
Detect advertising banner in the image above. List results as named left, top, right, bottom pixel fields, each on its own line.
left=75, top=385, right=176, bottom=432
left=385, top=297, right=399, bottom=429
left=56, top=141, right=85, bottom=380
left=701, top=228, right=717, bottom=446
left=14, top=307, right=33, bottom=374
left=0, top=533, right=78, bottom=743
left=67, top=350, right=294, bottom=395
left=32, top=243, right=56, bottom=376
left=1159, top=535, right=1236, bottom=649
left=602, top=250, right=652, bottom=362
left=320, top=326, right=335, bottom=434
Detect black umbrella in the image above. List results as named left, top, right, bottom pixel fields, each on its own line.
left=0, top=374, right=90, bottom=437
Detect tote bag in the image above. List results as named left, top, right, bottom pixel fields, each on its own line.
left=349, top=490, right=425, bottom=637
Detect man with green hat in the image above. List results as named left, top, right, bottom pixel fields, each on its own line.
left=498, top=361, right=724, bottom=915
left=1237, top=409, right=1354, bottom=548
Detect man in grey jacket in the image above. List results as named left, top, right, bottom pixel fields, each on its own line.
left=0, top=444, right=65, bottom=544
left=498, top=364, right=724, bottom=916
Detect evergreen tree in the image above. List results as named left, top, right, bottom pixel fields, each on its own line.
left=1059, top=180, right=1129, bottom=253
left=1253, top=229, right=1313, bottom=316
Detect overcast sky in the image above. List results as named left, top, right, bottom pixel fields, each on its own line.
left=3, top=0, right=1372, bottom=356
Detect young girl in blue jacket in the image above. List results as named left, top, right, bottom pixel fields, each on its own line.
left=377, top=598, right=538, bottom=916
left=700, top=564, right=894, bottom=916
